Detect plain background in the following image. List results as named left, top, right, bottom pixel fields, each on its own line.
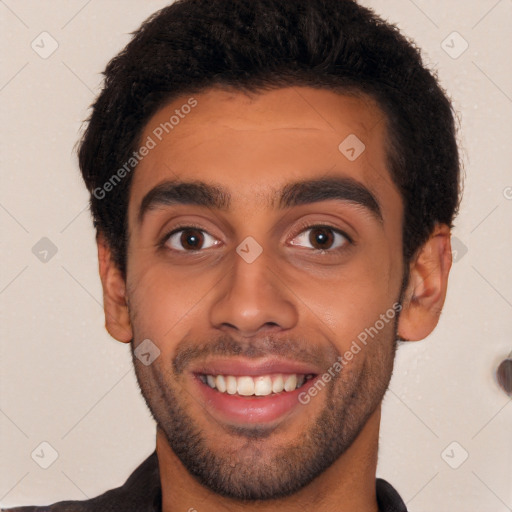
left=1, top=1, right=511, bottom=510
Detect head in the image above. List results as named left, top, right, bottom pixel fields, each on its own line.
left=79, top=0, right=460, bottom=501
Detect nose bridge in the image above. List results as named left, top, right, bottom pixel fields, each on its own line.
left=209, top=241, right=298, bottom=336
left=231, top=243, right=273, bottom=299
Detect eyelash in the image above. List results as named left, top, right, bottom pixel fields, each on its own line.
left=290, top=220, right=353, bottom=249
left=159, top=221, right=353, bottom=253
left=159, top=223, right=215, bottom=250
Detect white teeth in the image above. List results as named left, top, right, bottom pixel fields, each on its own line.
left=284, top=374, right=297, bottom=392
left=226, top=375, right=237, bottom=395
left=237, top=376, right=255, bottom=396
left=202, top=373, right=310, bottom=396
left=254, top=376, right=272, bottom=396
left=215, top=375, right=227, bottom=392
left=272, top=375, right=284, bottom=393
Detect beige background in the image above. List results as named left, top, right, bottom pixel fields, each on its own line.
left=1, top=0, right=511, bottom=510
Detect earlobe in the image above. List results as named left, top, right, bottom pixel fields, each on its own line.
left=397, top=224, right=452, bottom=342
left=97, top=232, right=133, bottom=343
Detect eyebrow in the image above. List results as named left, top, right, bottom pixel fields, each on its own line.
left=137, top=176, right=382, bottom=224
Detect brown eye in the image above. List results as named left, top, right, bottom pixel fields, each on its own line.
left=308, top=227, right=335, bottom=250
left=290, top=225, right=349, bottom=251
left=165, top=228, right=219, bottom=251
left=180, top=229, right=203, bottom=250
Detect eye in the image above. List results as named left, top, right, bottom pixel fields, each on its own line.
left=164, top=226, right=220, bottom=252
left=289, top=224, right=350, bottom=252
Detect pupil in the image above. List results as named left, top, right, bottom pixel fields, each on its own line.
left=310, top=227, right=333, bottom=249
left=181, top=229, right=202, bottom=249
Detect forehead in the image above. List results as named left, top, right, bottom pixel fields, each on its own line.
left=128, top=86, right=398, bottom=216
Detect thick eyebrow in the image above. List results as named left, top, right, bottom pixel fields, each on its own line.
left=138, top=181, right=230, bottom=224
left=137, top=176, right=382, bottom=224
left=278, top=177, right=382, bottom=221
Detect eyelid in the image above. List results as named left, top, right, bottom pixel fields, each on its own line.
left=160, top=223, right=222, bottom=252
left=288, top=220, right=353, bottom=246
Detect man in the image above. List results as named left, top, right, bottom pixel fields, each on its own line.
left=3, top=0, right=460, bottom=510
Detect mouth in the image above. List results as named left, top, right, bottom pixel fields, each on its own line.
left=190, top=358, right=321, bottom=425
left=197, top=372, right=316, bottom=396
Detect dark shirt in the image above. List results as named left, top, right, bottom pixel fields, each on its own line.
left=2, top=450, right=408, bottom=511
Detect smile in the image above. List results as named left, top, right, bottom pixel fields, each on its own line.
left=190, top=358, right=322, bottom=424
left=197, top=373, right=316, bottom=397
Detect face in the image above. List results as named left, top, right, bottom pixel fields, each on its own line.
left=122, top=86, right=406, bottom=499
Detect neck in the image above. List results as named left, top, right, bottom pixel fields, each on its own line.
left=156, top=407, right=381, bottom=512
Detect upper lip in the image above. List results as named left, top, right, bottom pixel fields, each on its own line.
left=190, top=357, right=321, bottom=377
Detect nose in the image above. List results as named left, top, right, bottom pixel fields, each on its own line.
left=209, top=247, right=298, bottom=338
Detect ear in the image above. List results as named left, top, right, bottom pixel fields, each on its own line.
left=97, top=232, right=132, bottom=343
left=397, top=224, right=452, bottom=342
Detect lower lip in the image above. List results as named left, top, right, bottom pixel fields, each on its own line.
left=193, top=374, right=319, bottom=424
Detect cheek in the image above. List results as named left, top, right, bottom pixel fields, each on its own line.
left=126, top=261, right=220, bottom=348
left=284, top=250, right=400, bottom=349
